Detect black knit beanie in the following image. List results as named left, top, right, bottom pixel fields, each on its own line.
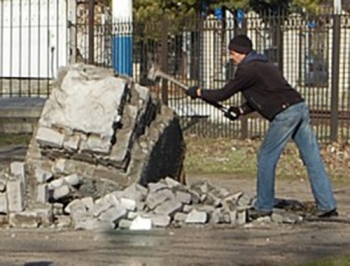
left=228, top=35, right=253, bottom=54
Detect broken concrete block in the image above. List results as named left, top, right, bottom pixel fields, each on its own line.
left=238, top=193, right=254, bottom=207
left=63, top=135, right=80, bottom=151
left=127, top=211, right=139, bottom=220
left=210, top=209, right=224, bottom=224
left=118, top=219, right=132, bottom=229
left=48, top=178, right=64, bottom=190
left=85, top=219, right=115, bottom=231
left=56, top=215, right=71, bottom=228
left=147, top=182, right=168, bottom=193
left=174, top=212, right=187, bottom=222
left=150, top=215, right=171, bottom=227
left=0, top=193, right=8, bottom=214
left=129, top=216, right=152, bottom=230
left=81, top=197, right=94, bottom=212
left=51, top=159, right=66, bottom=175
left=164, top=177, right=183, bottom=189
left=9, top=212, right=40, bottom=228
left=195, top=205, right=215, bottom=213
left=80, top=135, right=111, bottom=155
left=188, top=190, right=201, bottom=204
left=36, top=127, right=64, bottom=148
left=91, top=198, right=113, bottom=217
left=7, top=180, right=24, bottom=212
left=63, top=174, right=81, bottom=186
left=154, top=198, right=183, bottom=216
left=98, top=205, right=127, bottom=224
left=229, top=211, right=237, bottom=225
left=53, top=203, right=64, bottom=216
left=175, top=191, right=191, bottom=204
left=183, top=205, right=193, bottom=213
left=53, top=185, right=70, bottom=200
left=185, top=209, right=208, bottom=224
left=0, top=178, right=6, bottom=192
left=37, top=184, right=49, bottom=203
left=122, top=183, right=147, bottom=202
left=120, top=198, right=136, bottom=211
left=145, top=189, right=174, bottom=210
left=10, top=162, right=25, bottom=179
left=35, top=207, right=54, bottom=227
left=65, top=199, right=84, bottom=214
left=236, top=210, right=247, bottom=225
left=34, top=167, right=53, bottom=183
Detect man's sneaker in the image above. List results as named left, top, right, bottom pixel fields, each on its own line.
left=248, top=208, right=272, bottom=220
left=316, top=209, right=338, bottom=218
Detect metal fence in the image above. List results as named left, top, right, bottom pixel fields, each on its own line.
left=1, top=1, right=350, bottom=141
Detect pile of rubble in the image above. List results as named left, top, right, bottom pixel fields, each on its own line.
left=0, top=162, right=302, bottom=230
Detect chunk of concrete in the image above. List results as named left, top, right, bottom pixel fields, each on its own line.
left=129, top=216, right=152, bottom=230
left=7, top=180, right=24, bottom=212
left=63, top=174, right=81, bottom=186
left=174, top=212, right=187, bottom=222
left=150, top=215, right=171, bottom=227
left=51, top=159, right=66, bottom=175
left=81, top=197, right=94, bottom=211
left=56, top=215, right=71, bottom=228
left=63, top=135, right=80, bottom=151
left=122, top=183, right=147, bottom=202
left=185, top=210, right=208, bottom=224
left=34, top=167, right=53, bottom=183
left=80, top=135, right=111, bottom=154
left=147, top=182, right=168, bottom=193
left=48, top=178, right=64, bottom=190
left=0, top=178, right=6, bottom=192
left=9, top=212, right=40, bottom=228
left=98, top=205, right=127, bottom=224
left=145, top=189, right=174, bottom=210
left=120, top=198, right=136, bottom=211
left=37, top=184, right=49, bottom=203
left=154, top=198, right=183, bottom=216
left=236, top=210, right=247, bottom=225
left=118, top=219, right=132, bottom=229
left=10, top=162, right=25, bottom=179
left=0, top=193, right=8, bottom=214
left=175, top=191, right=192, bottom=204
left=36, top=127, right=64, bottom=148
left=53, top=185, right=70, bottom=200
left=91, top=198, right=113, bottom=217
left=164, top=177, right=183, bottom=189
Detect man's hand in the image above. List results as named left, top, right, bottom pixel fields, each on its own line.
left=186, top=86, right=200, bottom=99
left=224, top=106, right=241, bottom=121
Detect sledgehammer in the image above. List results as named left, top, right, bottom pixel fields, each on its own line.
left=147, top=65, right=238, bottom=121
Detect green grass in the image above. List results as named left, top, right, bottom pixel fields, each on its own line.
left=183, top=136, right=350, bottom=182
left=0, top=133, right=31, bottom=146
left=299, top=255, right=350, bottom=266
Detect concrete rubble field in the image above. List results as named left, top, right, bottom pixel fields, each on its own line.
left=0, top=64, right=350, bottom=265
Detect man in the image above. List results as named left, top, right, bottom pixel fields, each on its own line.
left=186, top=34, right=337, bottom=218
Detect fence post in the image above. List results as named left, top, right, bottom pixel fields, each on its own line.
left=238, top=16, right=248, bottom=139
left=161, top=17, right=169, bottom=105
left=330, top=13, right=341, bottom=142
left=88, top=0, right=95, bottom=65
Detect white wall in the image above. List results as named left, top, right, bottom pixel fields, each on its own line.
left=0, top=0, right=68, bottom=78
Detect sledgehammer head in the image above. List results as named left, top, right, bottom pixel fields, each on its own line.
left=147, top=64, right=161, bottom=81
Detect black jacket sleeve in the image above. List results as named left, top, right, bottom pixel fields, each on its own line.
left=200, top=66, right=253, bottom=102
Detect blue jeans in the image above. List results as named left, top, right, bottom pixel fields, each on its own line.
left=254, top=102, right=337, bottom=213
